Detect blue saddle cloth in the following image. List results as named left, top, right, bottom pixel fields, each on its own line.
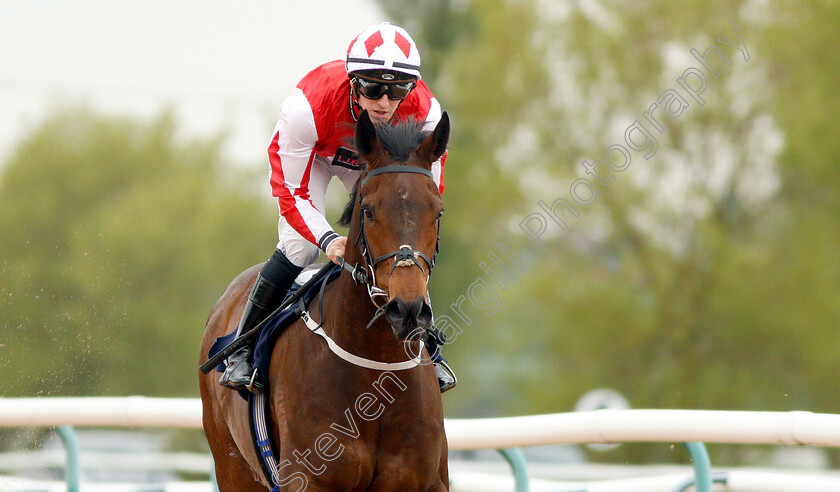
left=207, top=265, right=342, bottom=399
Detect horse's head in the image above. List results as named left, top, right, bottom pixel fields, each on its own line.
left=343, top=110, right=449, bottom=340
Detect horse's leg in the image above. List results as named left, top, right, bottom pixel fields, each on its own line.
left=211, top=452, right=265, bottom=492
left=436, top=453, right=450, bottom=491
left=214, top=464, right=265, bottom=492
left=199, top=265, right=268, bottom=491
left=201, top=379, right=264, bottom=491
left=202, top=377, right=270, bottom=491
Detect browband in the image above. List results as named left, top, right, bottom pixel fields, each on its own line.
left=361, top=165, right=433, bottom=187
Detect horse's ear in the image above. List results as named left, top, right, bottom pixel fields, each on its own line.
left=355, top=110, right=382, bottom=160
left=419, top=112, right=450, bottom=164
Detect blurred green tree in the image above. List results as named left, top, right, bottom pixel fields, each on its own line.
left=377, top=0, right=840, bottom=466
left=0, top=107, right=275, bottom=397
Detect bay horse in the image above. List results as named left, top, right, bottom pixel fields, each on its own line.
left=199, top=110, right=450, bottom=491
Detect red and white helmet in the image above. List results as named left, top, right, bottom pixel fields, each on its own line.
left=345, top=22, right=421, bottom=80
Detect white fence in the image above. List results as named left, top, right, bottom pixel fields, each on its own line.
left=4, top=397, right=840, bottom=491
left=3, top=396, right=840, bottom=449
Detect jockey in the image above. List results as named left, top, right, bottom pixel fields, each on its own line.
left=219, top=22, right=457, bottom=394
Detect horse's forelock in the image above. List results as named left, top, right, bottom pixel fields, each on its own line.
left=360, top=118, right=429, bottom=164
left=340, top=118, right=432, bottom=228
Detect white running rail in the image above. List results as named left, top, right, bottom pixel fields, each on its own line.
left=2, top=397, right=840, bottom=450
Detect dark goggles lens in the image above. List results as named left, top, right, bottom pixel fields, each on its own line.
left=355, top=77, right=415, bottom=100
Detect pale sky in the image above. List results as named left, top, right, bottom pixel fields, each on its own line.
left=0, top=0, right=384, bottom=164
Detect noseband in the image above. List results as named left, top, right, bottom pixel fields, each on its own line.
left=338, top=165, right=441, bottom=313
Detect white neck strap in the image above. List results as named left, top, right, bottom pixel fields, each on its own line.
left=300, top=310, right=423, bottom=371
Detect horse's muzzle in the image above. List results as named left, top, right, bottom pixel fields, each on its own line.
left=384, top=296, right=432, bottom=339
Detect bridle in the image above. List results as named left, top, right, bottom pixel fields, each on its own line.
left=337, top=164, right=441, bottom=316
left=295, top=165, right=439, bottom=371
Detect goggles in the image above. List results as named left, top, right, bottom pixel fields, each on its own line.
left=354, top=77, right=415, bottom=101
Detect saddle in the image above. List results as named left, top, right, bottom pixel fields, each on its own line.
left=207, top=263, right=342, bottom=396
left=293, top=262, right=332, bottom=286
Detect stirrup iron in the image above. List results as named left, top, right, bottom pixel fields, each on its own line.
left=245, top=368, right=263, bottom=394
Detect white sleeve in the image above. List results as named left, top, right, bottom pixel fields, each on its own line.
left=268, top=88, right=338, bottom=250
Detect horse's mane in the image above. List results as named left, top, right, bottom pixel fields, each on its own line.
left=338, top=180, right=360, bottom=227
left=338, top=118, right=430, bottom=227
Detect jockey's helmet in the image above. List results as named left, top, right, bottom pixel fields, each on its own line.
left=345, top=22, right=421, bottom=82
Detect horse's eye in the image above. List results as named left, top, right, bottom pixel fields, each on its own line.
left=436, top=209, right=445, bottom=221
left=362, top=207, right=375, bottom=222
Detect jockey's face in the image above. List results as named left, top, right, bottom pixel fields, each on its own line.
left=356, top=92, right=401, bottom=124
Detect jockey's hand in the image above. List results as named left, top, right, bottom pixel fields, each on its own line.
left=326, top=236, right=348, bottom=265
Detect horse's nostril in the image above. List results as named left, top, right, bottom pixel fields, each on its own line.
left=417, top=301, right=432, bottom=328
left=384, top=297, right=431, bottom=334
left=385, top=299, right=407, bottom=326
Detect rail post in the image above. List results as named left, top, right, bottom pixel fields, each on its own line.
left=674, top=441, right=713, bottom=492
left=498, top=447, right=530, bottom=492
left=55, top=425, right=80, bottom=492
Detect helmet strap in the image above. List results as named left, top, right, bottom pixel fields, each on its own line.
left=349, top=79, right=363, bottom=122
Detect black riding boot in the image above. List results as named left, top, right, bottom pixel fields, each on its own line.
left=425, top=325, right=457, bottom=393
left=219, top=250, right=303, bottom=393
